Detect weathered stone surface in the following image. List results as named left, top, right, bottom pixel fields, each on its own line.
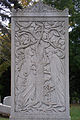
left=11, top=1, right=70, bottom=120
left=0, top=103, right=11, bottom=115
left=3, top=96, right=11, bottom=106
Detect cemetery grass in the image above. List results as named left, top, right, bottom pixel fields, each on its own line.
left=0, top=117, right=9, bottom=120
left=0, top=104, right=80, bottom=120
left=70, top=104, right=80, bottom=120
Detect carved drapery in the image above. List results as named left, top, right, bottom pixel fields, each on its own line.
left=14, top=21, right=66, bottom=113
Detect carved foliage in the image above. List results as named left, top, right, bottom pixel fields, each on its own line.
left=13, top=1, right=55, bottom=14
left=14, top=21, right=66, bottom=113
left=12, top=1, right=68, bottom=16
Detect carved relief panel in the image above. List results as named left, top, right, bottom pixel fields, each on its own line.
left=14, top=21, right=66, bottom=114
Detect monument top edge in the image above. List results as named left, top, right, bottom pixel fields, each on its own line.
left=11, top=1, right=69, bottom=17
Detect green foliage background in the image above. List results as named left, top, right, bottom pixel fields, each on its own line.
left=0, top=0, right=80, bottom=102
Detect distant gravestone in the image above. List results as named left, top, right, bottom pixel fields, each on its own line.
left=0, top=103, right=11, bottom=115
left=11, top=1, right=70, bottom=120
left=3, top=96, right=11, bottom=106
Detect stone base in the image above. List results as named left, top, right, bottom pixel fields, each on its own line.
left=10, top=116, right=71, bottom=120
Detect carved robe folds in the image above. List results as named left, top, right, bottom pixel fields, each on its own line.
left=11, top=1, right=70, bottom=120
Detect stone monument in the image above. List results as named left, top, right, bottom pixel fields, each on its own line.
left=11, top=1, right=70, bottom=120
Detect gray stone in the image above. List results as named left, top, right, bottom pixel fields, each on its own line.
left=11, top=1, right=70, bottom=120
left=0, top=103, right=11, bottom=115
left=3, top=96, right=11, bottom=106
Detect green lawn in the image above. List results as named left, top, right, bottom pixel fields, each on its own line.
left=0, top=104, right=80, bottom=120
left=70, top=104, right=80, bottom=120
left=0, top=118, right=9, bottom=120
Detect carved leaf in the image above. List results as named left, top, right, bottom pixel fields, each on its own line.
left=49, top=29, right=60, bottom=40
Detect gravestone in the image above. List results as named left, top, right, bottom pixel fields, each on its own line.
left=0, top=103, right=11, bottom=115
left=3, top=96, right=11, bottom=106
left=11, top=1, right=70, bottom=120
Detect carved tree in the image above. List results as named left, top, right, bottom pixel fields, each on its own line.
left=14, top=21, right=66, bottom=113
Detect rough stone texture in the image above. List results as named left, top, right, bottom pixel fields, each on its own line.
left=0, top=103, right=11, bottom=115
left=3, top=96, right=11, bottom=106
left=11, top=1, right=70, bottom=120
